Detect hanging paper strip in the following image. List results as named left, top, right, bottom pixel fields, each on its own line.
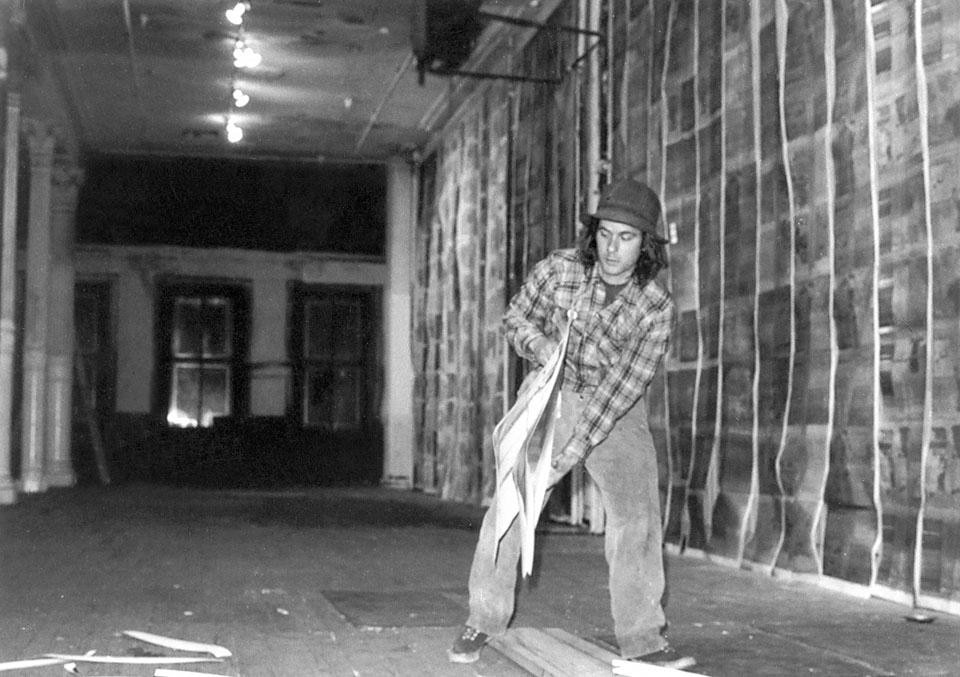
left=411, top=160, right=430, bottom=491
left=642, top=0, right=671, bottom=525
left=819, top=0, right=878, bottom=586
left=480, top=84, right=511, bottom=501
left=444, top=110, right=482, bottom=501
left=704, top=0, right=759, bottom=561
left=685, top=0, right=722, bottom=554
left=435, top=127, right=462, bottom=500
left=664, top=8, right=699, bottom=547
left=861, top=0, right=884, bottom=593
left=768, top=0, right=831, bottom=575
left=692, top=0, right=725, bottom=549
left=870, top=0, right=927, bottom=597
left=657, top=0, right=684, bottom=543
left=750, top=0, right=797, bottom=570
left=914, top=0, right=960, bottom=604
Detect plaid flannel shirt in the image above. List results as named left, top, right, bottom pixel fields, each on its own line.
left=503, top=248, right=675, bottom=460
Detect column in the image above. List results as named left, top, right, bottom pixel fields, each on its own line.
left=44, top=160, right=83, bottom=487
left=249, top=276, right=290, bottom=417
left=381, top=159, right=415, bottom=489
left=19, top=120, right=55, bottom=493
left=0, top=90, right=21, bottom=504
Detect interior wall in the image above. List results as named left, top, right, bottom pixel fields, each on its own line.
left=74, top=245, right=387, bottom=416
left=412, top=2, right=581, bottom=504
left=418, top=0, right=960, bottom=608
left=622, top=0, right=960, bottom=608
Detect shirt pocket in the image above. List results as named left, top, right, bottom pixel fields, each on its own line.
left=595, top=309, right=633, bottom=367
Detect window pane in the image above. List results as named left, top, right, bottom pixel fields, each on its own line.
left=167, top=363, right=231, bottom=428
left=173, top=297, right=203, bottom=357
left=199, top=365, right=230, bottom=426
left=332, top=300, right=364, bottom=360
left=75, top=291, right=101, bottom=354
left=305, top=300, right=333, bottom=359
left=304, top=365, right=363, bottom=430
left=168, top=363, right=201, bottom=427
left=304, top=366, right=333, bottom=427
left=331, top=366, right=363, bottom=430
left=202, top=297, right=232, bottom=358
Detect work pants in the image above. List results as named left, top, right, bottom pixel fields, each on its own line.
left=465, top=388, right=668, bottom=658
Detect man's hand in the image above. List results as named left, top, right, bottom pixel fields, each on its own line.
left=549, top=445, right=584, bottom=486
left=530, top=336, right=559, bottom=366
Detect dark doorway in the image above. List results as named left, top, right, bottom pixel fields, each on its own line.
left=290, top=284, right=382, bottom=485
left=73, top=280, right=115, bottom=484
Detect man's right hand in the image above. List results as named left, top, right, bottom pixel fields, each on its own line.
left=531, top=336, right=559, bottom=366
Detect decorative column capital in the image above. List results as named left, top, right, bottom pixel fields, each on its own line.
left=51, top=161, right=85, bottom=212
left=52, top=162, right=84, bottom=190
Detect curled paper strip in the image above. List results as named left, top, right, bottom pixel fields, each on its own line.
left=45, top=654, right=223, bottom=665
left=123, top=630, right=233, bottom=658
left=611, top=658, right=706, bottom=676
left=0, top=657, right=70, bottom=672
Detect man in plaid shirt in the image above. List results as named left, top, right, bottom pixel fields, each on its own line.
left=449, top=179, right=695, bottom=671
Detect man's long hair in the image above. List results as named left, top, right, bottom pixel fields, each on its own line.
left=577, top=217, right=668, bottom=287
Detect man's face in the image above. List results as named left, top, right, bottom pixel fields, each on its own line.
left=596, top=219, right=643, bottom=284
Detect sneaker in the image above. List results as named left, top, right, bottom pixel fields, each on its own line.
left=447, top=625, right=489, bottom=664
left=632, top=646, right=697, bottom=671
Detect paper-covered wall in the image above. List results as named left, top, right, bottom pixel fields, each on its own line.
left=415, top=0, right=960, bottom=606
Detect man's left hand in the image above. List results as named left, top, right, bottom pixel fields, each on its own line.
left=549, top=446, right=583, bottom=485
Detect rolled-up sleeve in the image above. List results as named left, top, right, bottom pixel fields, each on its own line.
left=502, top=255, right=558, bottom=364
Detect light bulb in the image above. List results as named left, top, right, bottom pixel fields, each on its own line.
left=234, top=46, right=261, bottom=69
left=232, top=88, right=250, bottom=107
left=225, top=2, right=246, bottom=25
left=226, top=121, right=243, bottom=143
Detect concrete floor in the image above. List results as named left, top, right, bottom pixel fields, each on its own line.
left=1, top=485, right=958, bottom=676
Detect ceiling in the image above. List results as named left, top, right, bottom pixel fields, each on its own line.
left=28, top=0, right=542, bottom=163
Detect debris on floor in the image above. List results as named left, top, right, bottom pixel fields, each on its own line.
left=43, top=654, right=222, bottom=665
left=611, top=658, right=707, bottom=676
left=0, top=657, right=70, bottom=672
left=122, top=630, right=233, bottom=658
left=0, top=630, right=233, bottom=675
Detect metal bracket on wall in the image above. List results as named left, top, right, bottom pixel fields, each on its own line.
left=426, top=11, right=605, bottom=86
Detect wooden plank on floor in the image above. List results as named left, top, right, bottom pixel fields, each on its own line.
left=541, top=628, right=620, bottom=663
left=489, top=627, right=611, bottom=677
left=491, top=628, right=706, bottom=676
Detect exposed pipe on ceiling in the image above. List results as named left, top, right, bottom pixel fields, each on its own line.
left=355, top=51, right=415, bottom=154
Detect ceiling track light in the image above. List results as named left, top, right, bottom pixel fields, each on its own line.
left=226, top=119, right=243, bottom=143
left=233, top=42, right=262, bottom=69
left=225, top=2, right=248, bottom=26
left=232, top=87, right=250, bottom=107
left=225, top=5, right=255, bottom=145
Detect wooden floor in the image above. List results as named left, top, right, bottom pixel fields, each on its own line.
left=1, top=485, right=959, bottom=676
